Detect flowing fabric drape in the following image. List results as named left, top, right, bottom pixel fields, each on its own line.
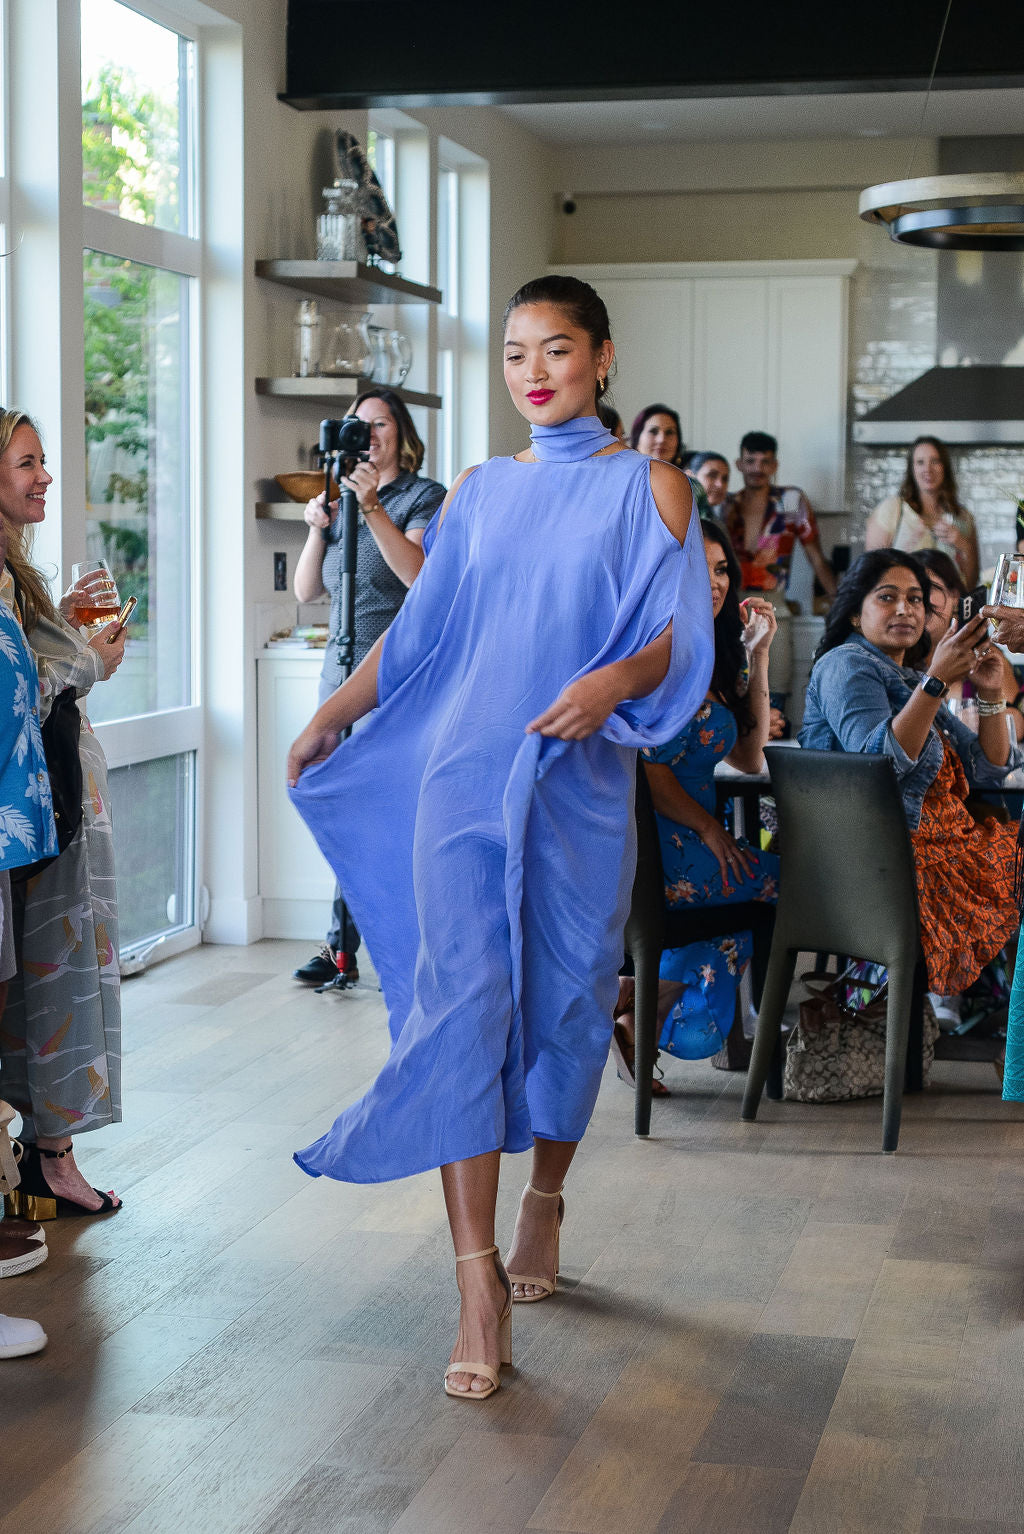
left=290, top=442, right=713, bottom=1182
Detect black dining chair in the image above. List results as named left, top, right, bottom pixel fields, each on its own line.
left=741, top=746, right=927, bottom=1154
left=624, top=763, right=776, bottom=1137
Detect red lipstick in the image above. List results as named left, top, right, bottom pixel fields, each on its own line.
left=527, top=390, right=554, bottom=404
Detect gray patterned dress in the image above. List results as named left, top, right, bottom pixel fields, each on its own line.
left=0, top=572, right=120, bottom=1140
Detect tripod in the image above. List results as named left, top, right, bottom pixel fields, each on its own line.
left=315, top=425, right=366, bottom=994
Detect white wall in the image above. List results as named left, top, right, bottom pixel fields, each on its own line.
left=550, top=137, right=939, bottom=266
left=409, top=107, right=556, bottom=456
left=543, top=132, right=944, bottom=530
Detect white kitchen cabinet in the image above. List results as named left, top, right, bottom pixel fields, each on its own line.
left=558, top=260, right=855, bottom=510
left=257, top=650, right=335, bottom=939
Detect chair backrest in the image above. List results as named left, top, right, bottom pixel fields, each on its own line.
left=625, top=762, right=667, bottom=944
left=626, top=759, right=777, bottom=954
left=764, top=745, right=921, bottom=966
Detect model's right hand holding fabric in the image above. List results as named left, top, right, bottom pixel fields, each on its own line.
left=526, top=668, right=624, bottom=739
left=287, top=725, right=341, bottom=786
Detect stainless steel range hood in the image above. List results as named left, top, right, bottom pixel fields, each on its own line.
left=855, top=141, right=1024, bottom=448
left=853, top=365, right=1024, bottom=445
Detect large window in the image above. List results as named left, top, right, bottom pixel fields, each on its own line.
left=84, top=254, right=192, bottom=723
left=435, top=143, right=489, bottom=484
left=80, top=0, right=200, bottom=956
left=81, top=0, right=194, bottom=234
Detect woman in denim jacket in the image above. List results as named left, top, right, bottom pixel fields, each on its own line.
left=800, top=550, right=1023, bottom=1002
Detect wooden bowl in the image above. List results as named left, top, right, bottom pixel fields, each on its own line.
left=275, top=471, right=340, bottom=503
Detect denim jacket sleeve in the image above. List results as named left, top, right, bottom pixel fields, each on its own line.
left=800, top=640, right=1024, bottom=804
left=800, top=644, right=943, bottom=797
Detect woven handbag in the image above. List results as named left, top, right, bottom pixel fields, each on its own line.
left=783, top=971, right=938, bottom=1104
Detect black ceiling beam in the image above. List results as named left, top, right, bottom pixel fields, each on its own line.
left=281, top=0, right=1024, bottom=110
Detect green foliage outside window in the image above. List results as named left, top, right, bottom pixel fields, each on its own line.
left=82, top=64, right=180, bottom=630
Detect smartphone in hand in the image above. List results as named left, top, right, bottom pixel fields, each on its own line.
left=958, top=585, right=989, bottom=629
left=106, top=595, right=137, bottom=640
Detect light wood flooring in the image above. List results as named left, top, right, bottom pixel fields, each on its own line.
left=2, top=939, right=1024, bottom=1533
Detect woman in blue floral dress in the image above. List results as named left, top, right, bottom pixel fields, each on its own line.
left=615, top=518, right=780, bottom=1087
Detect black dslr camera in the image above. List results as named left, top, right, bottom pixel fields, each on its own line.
left=319, top=415, right=371, bottom=462
left=319, top=415, right=372, bottom=544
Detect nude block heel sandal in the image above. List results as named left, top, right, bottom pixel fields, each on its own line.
left=443, top=1244, right=512, bottom=1401
left=508, top=1182, right=565, bottom=1303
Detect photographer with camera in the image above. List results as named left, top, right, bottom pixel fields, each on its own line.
left=292, top=388, right=446, bottom=987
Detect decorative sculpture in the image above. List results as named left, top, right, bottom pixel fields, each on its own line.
left=335, top=131, right=403, bottom=267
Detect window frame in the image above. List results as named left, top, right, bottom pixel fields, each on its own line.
left=78, top=0, right=204, bottom=958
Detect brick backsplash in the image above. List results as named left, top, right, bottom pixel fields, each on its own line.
left=847, top=264, right=1023, bottom=575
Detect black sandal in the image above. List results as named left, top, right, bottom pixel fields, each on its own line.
left=4, top=1141, right=122, bottom=1221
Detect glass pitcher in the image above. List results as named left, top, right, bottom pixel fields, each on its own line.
left=325, top=309, right=371, bottom=376
left=364, top=324, right=392, bottom=383
left=388, top=329, right=413, bottom=386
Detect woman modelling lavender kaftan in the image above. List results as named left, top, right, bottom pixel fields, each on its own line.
left=290, top=417, right=714, bottom=1183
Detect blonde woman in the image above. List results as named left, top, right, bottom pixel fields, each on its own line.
left=865, top=435, right=979, bottom=588
left=0, top=409, right=126, bottom=1218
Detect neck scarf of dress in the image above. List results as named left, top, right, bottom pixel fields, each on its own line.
left=529, top=415, right=617, bottom=462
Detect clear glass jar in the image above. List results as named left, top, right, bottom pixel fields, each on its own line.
left=324, top=308, right=371, bottom=376
left=292, top=298, right=321, bottom=377
left=388, top=329, right=413, bottom=386
left=316, top=180, right=366, bottom=263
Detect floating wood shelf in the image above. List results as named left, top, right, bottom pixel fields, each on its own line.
left=256, top=502, right=307, bottom=521
left=255, top=377, right=442, bottom=411
left=255, top=259, right=442, bottom=307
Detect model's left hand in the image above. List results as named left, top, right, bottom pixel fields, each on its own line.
left=340, top=460, right=383, bottom=515
left=527, top=670, right=622, bottom=739
left=740, top=597, right=777, bottom=655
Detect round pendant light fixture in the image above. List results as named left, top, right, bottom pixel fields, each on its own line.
left=860, top=174, right=1024, bottom=251
left=859, top=0, right=1024, bottom=253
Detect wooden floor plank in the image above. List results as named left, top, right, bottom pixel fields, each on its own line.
left=689, top=1332, right=854, bottom=1474
left=118, top=1358, right=398, bottom=1534
left=390, top=1432, right=575, bottom=1534
left=757, top=1220, right=895, bottom=1339
left=524, top=1299, right=762, bottom=1534
left=0, top=1413, right=227, bottom=1534
left=655, top=1464, right=806, bottom=1534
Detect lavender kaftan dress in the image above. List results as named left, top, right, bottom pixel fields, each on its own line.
left=290, top=417, right=713, bottom=1182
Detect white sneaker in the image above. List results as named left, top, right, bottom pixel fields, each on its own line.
left=928, top=991, right=962, bottom=1031
left=0, top=1313, right=47, bottom=1357
left=0, top=1236, right=48, bottom=1279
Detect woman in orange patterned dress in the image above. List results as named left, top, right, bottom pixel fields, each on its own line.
left=800, top=551, right=1022, bottom=999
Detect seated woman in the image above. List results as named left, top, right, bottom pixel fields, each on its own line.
left=682, top=450, right=731, bottom=513
left=614, top=518, right=780, bottom=1089
left=800, top=550, right=1023, bottom=1002
left=917, top=549, right=1023, bottom=742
